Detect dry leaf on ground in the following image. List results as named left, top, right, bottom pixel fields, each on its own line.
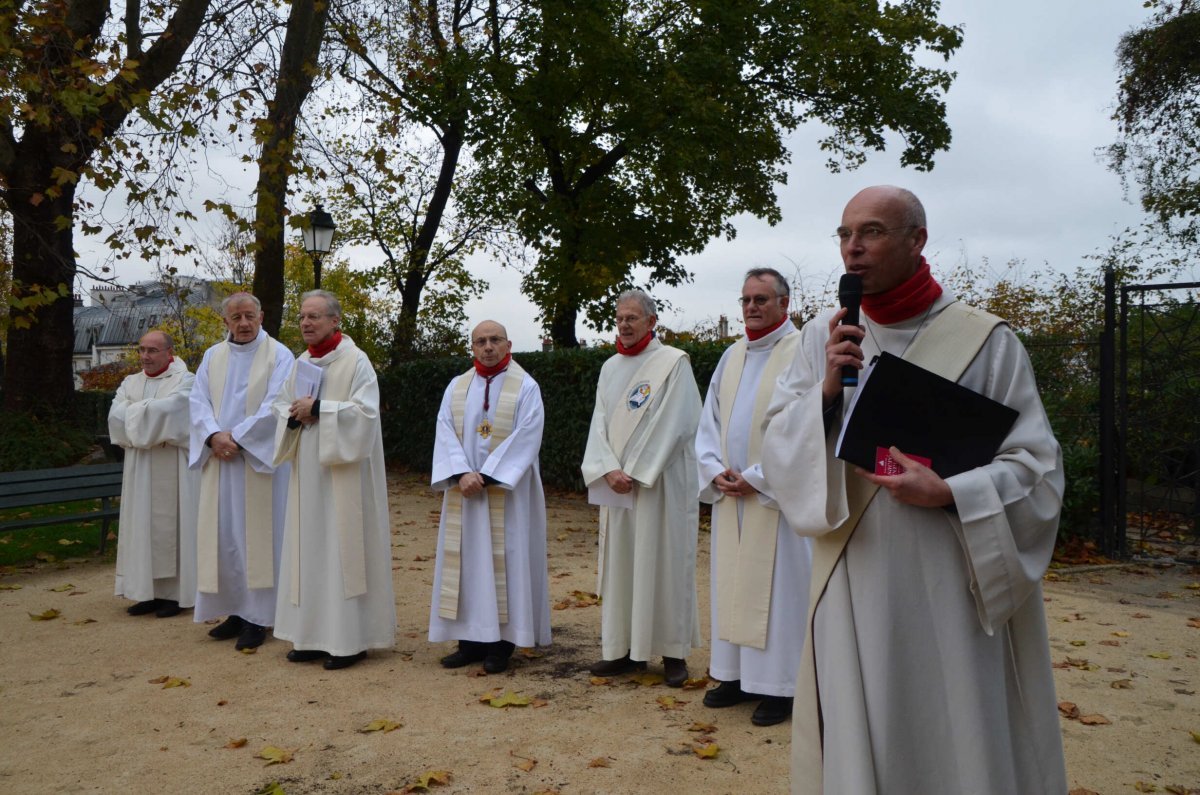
left=28, top=608, right=60, bottom=621
left=1079, top=714, right=1111, bottom=726
left=693, top=742, right=719, bottom=759
left=483, top=690, right=531, bottom=708
left=587, top=757, right=610, bottom=768
left=1058, top=701, right=1080, bottom=720
left=630, top=672, right=664, bottom=687
left=256, top=746, right=295, bottom=766
left=0, top=584, right=22, bottom=591
left=48, top=583, right=73, bottom=592
left=656, top=695, right=686, bottom=710
left=687, top=722, right=717, bottom=733
left=224, top=738, right=248, bottom=749
left=359, top=718, right=402, bottom=733
left=401, top=769, right=451, bottom=792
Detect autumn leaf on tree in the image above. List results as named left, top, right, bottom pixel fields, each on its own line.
left=400, top=769, right=452, bottom=792
left=224, top=738, right=248, bottom=749
left=359, top=718, right=402, bottom=733
left=28, top=608, right=61, bottom=621
left=692, top=742, right=719, bottom=759
left=256, top=746, right=295, bottom=766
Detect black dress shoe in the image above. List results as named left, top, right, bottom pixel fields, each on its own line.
left=751, top=696, right=794, bottom=726
left=154, top=600, right=181, bottom=618
left=483, top=640, right=516, bottom=674
left=208, top=615, right=245, bottom=640
left=127, top=599, right=161, bottom=616
left=663, top=657, right=689, bottom=688
left=286, top=649, right=330, bottom=663
left=588, top=654, right=647, bottom=677
left=703, top=679, right=757, bottom=708
left=324, top=651, right=367, bottom=670
left=235, top=622, right=267, bottom=650
left=440, top=641, right=488, bottom=669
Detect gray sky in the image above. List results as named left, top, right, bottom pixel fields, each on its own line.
left=81, top=1, right=1158, bottom=353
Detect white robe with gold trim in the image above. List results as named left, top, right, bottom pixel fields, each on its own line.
left=762, top=294, right=1067, bottom=795
left=271, top=336, right=396, bottom=656
left=110, top=358, right=199, bottom=606
left=696, top=321, right=811, bottom=696
left=581, top=338, right=703, bottom=661
left=189, top=329, right=293, bottom=626
left=428, top=367, right=551, bottom=648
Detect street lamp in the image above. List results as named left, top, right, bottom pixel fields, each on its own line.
left=301, top=203, right=336, bottom=289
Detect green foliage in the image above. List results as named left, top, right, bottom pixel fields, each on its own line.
left=0, top=413, right=95, bottom=473
left=379, top=340, right=727, bottom=490
left=1107, top=1, right=1200, bottom=246
left=468, top=0, right=962, bottom=344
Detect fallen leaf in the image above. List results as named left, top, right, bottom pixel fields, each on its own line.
left=256, top=746, right=295, bottom=766
left=517, top=648, right=544, bottom=659
left=687, top=722, right=717, bottom=733
left=1187, top=583, right=1200, bottom=590
left=1187, top=618, right=1200, bottom=629
left=255, top=783, right=286, bottom=795
left=1058, top=701, right=1080, bottom=720
left=217, top=700, right=228, bottom=706
left=1079, top=714, right=1110, bottom=726
left=1190, top=730, right=1200, bottom=744
left=681, top=677, right=710, bottom=690
left=161, top=677, right=190, bottom=689
left=630, top=672, right=664, bottom=687
left=486, top=690, right=531, bottom=708
left=72, top=618, right=97, bottom=625
left=656, top=695, right=686, bottom=710
left=1099, top=640, right=1121, bottom=647
left=589, top=676, right=612, bottom=686
left=56, top=539, right=82, bottom=546
left=1068, top=789, right=1100, bottom=795
left=401, top=769, right=451, bottom=792
left=224, top=738, right=248, bottom=749
left=510, top=751, right=537, bottom=772
left=28, top=608, right=61, bottom=621
left=1134, top=782, right=1159, bottom=793
left=1148, top=652, right=1172, bottom=660
left=1069, top=640, right=1087, bottom=647
left=240, top=647, right=257, bottom=655
left=1112, top=631, right=1130, bottom=637
left=1165, top=785, right=1191, bottom=795
left=587, top=757, right=610, bottom=768
left=1111, top=679, right=1134, bottom=689
left=359, top=718, right=402, bottom=733
left=1131, top=612, right=1151, bottom=618
left=0, top=584, right=21, bottom=591
left=693, top=742, right=720, bottom=759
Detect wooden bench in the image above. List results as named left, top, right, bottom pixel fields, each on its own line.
left=0, top=463, right=123, bottom=554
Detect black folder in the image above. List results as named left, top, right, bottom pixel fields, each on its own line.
left=834, top=351, right=1019, bottom=479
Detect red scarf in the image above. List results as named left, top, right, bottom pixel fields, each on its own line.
left=861, top=259, right=943, bottom=325
left=307, top=330, right=342, bottom=359
left=145, top=357, right=173, bottom=378
left=745, top=315, right=790, bottom=342
left=616, top=331, right=654, bottom=356
left=473, top=352, right=512, bottom=378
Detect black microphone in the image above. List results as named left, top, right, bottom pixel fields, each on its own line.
left=838, top=273, right=863, bottom=387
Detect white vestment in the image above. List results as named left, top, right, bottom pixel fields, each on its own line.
left=762, top=293, right=1067, bottom=795
left=109, top=358, right=199, bottom=606
left=581, top=338, right=703, bottom=661
left=189, top=329, right=293, bottom=627
left=271, top=336, right=396, bottom=656
left=696, top=321, right=812, bottom=697
left=428, top=364, right=551, bottom=648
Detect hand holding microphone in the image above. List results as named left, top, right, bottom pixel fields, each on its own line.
left=838, top=273, right=865, bottom=387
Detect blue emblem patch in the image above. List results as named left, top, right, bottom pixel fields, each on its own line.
left=627, top=382, right=652, bottom=410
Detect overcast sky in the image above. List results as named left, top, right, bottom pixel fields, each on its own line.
left=82, top=1, right=1159, bottom=352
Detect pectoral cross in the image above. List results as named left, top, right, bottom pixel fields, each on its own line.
left=476, top=418, right=493, bottom=439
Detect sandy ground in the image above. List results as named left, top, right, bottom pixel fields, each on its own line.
left=0, top=471, right=1197, bottom=795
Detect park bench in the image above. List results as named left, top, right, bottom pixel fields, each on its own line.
left=0, top=463, right=123, bottom=554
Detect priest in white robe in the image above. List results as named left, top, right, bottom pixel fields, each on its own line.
left=581, top=289, right=702, bottom=687
left=272, top=290, right=395, bottom=670
left=762, top=186, right=1067, bottom=795
left=428, top=320, right=550, bottom=674
left=110, top=330, right=199, bottom=618
left=696, top=269, right=812, bottom=727
left=189, top=292, right=294, bottom=651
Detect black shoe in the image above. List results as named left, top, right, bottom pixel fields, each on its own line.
left=703, top=679, right=757, bottom=708
left=663, top=657, right=689, bottom=688
left=127, top=599, right=161, bottom=616
left=286, top=649, right=330, bottom=663
left=440, top=641, right=488, bottom=669
left=208, top=615, right=245, bottom=640
left=589, top=654, right=647, bottom=677
left=483, top=640, right=515, bottom=674
left=324, top=651, right=367, bottom=670
left=154, top=600, right=181, bottom=618
left=235, top=623, right=267, bottom=650
left=751, top=696, right=794, bottom=726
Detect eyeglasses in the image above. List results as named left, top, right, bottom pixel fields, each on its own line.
left=737, top=295, right=781, bottom=307
left=834, top=225, right=916, bottom=244
left=615, top=314, right=645, bottom=325
left=137, top=347, right=165, bottom=354
left=472, top=335, right=507, bottom=346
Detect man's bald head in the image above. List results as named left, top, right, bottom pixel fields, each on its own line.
left=471, top=320, right=511, bottom=368
left=838, top=185, right=929, bottom=294
left=137, top=330, right=174, bottom=375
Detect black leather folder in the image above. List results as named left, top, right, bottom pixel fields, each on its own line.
left=834, top=351, right=1019, bottom=479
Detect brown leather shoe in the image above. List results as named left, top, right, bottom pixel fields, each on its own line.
left=588, top=654, right=647, bottom=676
left=663, top=657, right=688, bottom=688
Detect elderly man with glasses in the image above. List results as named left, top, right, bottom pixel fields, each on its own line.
left=694, top=268, right=812, bottom=727
left=762, top=186, right=1067, bottom=794
left=110, top=330, right=199, bottom=619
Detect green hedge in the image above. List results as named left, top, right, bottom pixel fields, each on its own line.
left=0, top=389, right=116, bottom=472
left=379, top=341, right=728, bottom=490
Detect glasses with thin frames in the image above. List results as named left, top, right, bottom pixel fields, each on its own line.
left=737, top=295, right=781, bottom=307
left=834, top=225, right=915, bottom=244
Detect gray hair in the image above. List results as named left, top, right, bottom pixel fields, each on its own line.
left=744, top=267, right=790, bottom=297
left=221, top=291, right=261, bottom=314
left=616, top=289, right=656, bottom=318
left=301, top=289, right=342, bottom=319
left=888, top=186, right=926, bottom=230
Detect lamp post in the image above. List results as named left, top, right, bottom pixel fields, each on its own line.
left=301, top=203, right=336, bottom=289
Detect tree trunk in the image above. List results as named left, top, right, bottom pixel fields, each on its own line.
left=4, top=189, right=79, bottom=416
left=548, top=302, right=579, bottom=348
left=251, top=0, right=330, bottom=337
